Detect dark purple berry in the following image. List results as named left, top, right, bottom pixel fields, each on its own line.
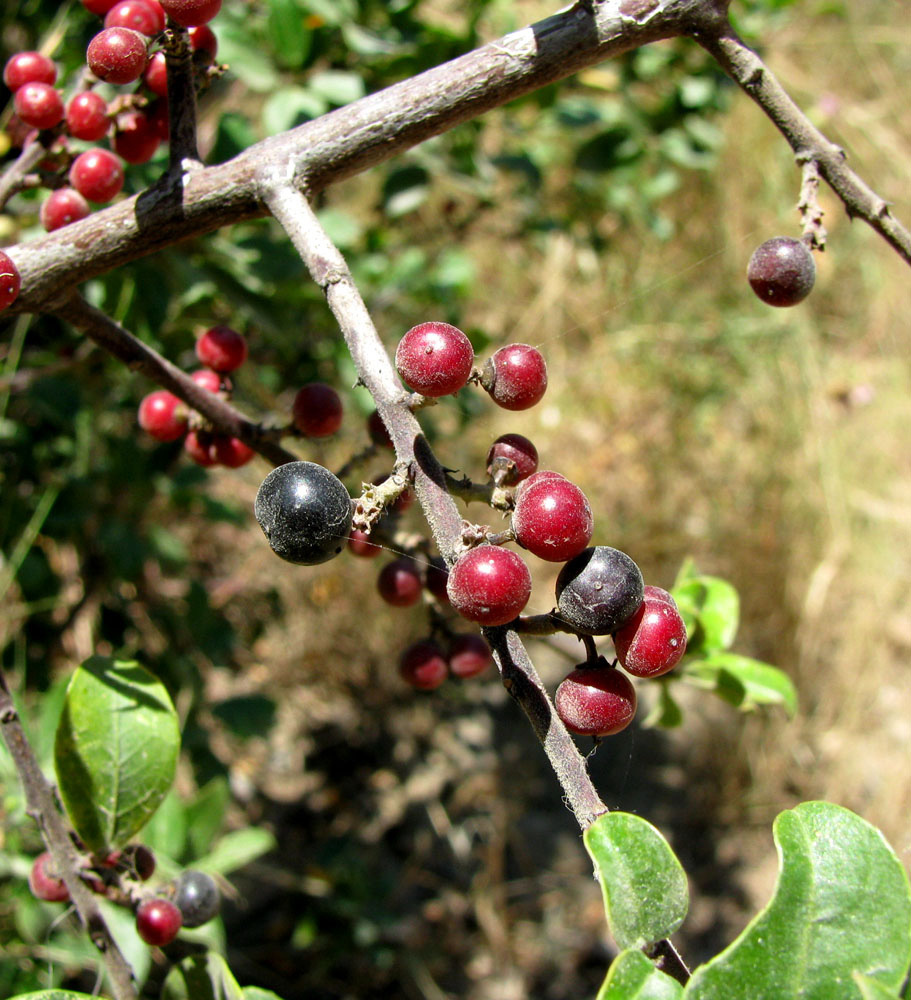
left=747, top=236, right=816, bottom=307
left=554, top=546, right=643, bottom=636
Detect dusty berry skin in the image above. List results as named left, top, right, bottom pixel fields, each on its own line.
left=747, top=236, right=816, bottom=307
left=195, top=325, right=247, bottom=372
left=395, top=321, right=474, bottom=397
left=292, top=382, right=343, bottom=437
left=105, top=0, right=166, bottom=35
left=13, top=82, right=64, bottom=130
left=512, top=476, right=593, bottom=563
left=213, top=436, right=254, bottom=468
left=29, top=852, right=71, bottom=902
left=66, top=91, right=110, bottom=140
left=482, top=343, right=547, bottom=411
left=613, top=596, right=687, bottom=678
left=159, top=0, right=222, bottom=26
left=347, top=528, right=382, bottom=558
left=87, top=27, right=149, bottom=85
left=0, top=251, right=21, bottom=311
left=4, top=52, right=57, bottom=91
left=554, top=546, right=644, bottom=636
left=555, top=660, right=637, bottom=737
left=486, top=433, right=538, bottom=485
left=643, top=585, right=676, bottom=607
left=377, top=557, right=423, bottom=607
left=447, top=634, right=493, bottom=679
left=114, top=110, right=160, bottom=164
left=254, top=461, right=352, bottom=565
left=399, top=640, right=448, bottom=690
left=424, top=555, right=449, bottom=604
left=446, top=545, right=532, bottom=626
left=136, top=897, right=182, bottom=946
left=138, top=390, right=186, bottom=440
left=69, top=149, right=124, bottom=203
left=172, top=869, right=220, bottom=927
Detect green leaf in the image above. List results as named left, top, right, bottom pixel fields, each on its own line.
left=307, top=70, right=365, bottom=107
left=262, top=86, right=325, bottom=135
left=684, top=802, right=911, bottom=1000
left=672, top=575, right=739, bottom=653
left=195, top=827, right=276, bottom=875
left=9, top=993, right=100, bottom=999
left=585, top=812, right=688, bottom=950
left=597, top=949, right=684, bottom=999
left=162, top=952, right=244, bottom=1000
left=185, top=777, right=231, bottom=858
left=53, top=657, right=180, bottom=852
left=643, top=683, right=683, bottom=729
left=854, top=974, right=904, bottom=1000
left=141, top=787, right=188, bottom=861
left=243, top=990, right=288, bottom=1000
left=682, top=654, right=797, bottom=715
left=266, top=0, right=312, bottom=69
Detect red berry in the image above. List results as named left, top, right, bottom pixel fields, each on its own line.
left=29, top=852, right=70, bottom=902
left=366, top=409, right=393, bottom=449
left=87, top=27, right=149, bottom=85
left=138, top=389, right=187, bottom=441
left=69, top=149, right=124, bottom=204
left=143, top=51, right=169, bottom=96
left=399, top=640, right=448, bottom=690
left=184, top=430, right=217, bottom=466
left=555, top=661, right=637, bottom=737
left=486, top=433, right=538, bottom=485
left=395, top=321, right=474, bottom=397
left=195, top=325, right=247, bottom=373
left=82, top=0, right=121, bottom=14
left=159, top=0, right=222, bottom=26
left=612, top=596, right=687, bottom=678
left=66, top=91, right=110, bottom=141
left=292, top=382, right=343, bottom=437
left=135, top=897, right=182, bottom=946
left=747, top=236, right=816, bottom=307
left=0, top=251, right=22, bottom=311
left=515, top=469, right=567, bottom=499
left=512, top=476, right=593, bottom=563
left=481, top=343, right=547, bottom=411
left=447, top=634, right=493, bottom=679
left=424, top=555, right=449, bottom=604
left=105, top=0, right=165, bottom=35
left=190, top=367, right=223, bottom=393
left=113, top=110, right=160, bottom=164
left=40, top=188, right=91, bottom=232
left=377, top=557, right=423, bottom=607
left=13, top=82, right=64, bottom=130
left=446, top=545, right=531, bottom=626
left=643, top=585, right=677, bottom=608
left=347, top=528, right=383, bottom=558
left=188, top=24, right=217, bottom=58
left=4, top=52, right=57, bottom=91
left=212, top=435, right=255, bottom=468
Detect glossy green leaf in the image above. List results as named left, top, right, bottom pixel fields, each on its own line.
left=682, top=654, right=797, bottom=715
left=10, top=993, right=98, bottom=999
left=585, top=812, right=688, bottom=950
left=267, top=0, right=312, bottom=69
left=307, top=70, right=365, bottom=107
left=54, top=657, right=180, bottom=852
left=684, top=802, right=911, bottom=1000
left=162, top=952, right=244, bottom=1000
left=242, top=989, right=288, bottom=1000
left=186, top=777, right=231, bottom=858
left=597, top=949, right=684, bottom=999
left=672, top=575, right=739, bottom=654
left=854, top=974, right=904, bottom=1000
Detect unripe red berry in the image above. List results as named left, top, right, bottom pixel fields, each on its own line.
left=292, top=382, right=343, bottom=437
left=347, top=528, right=383, bottom=558
left=159, top=0, right=222, bottom=26
left=105, top=0, right=166, bottom=35
left=746, top=236, right=816, bottom=307
left=41, top=188, right=91, bottom=232
left=14, top=82, right=64, bottom=130
left=512, top=476, right=593, bottom=563
left=446, top=545, right=531, bottom=626
left=143, top=51, right=169, bottom=96
left=189, top=24, right=218, bottom=58
left=447, top=634, right=493, bottom=679
left=481, top=343, right=547, bottom=411
left=190, top=367, right=223, bottom=393
left=486, top=433, right=538, bottom=485
left=29, top=852, right=70, bottom=902
left=135, top=896, right=182, bottom=946
left=212, top=435, right=255, bottom=468
left=0, top=250, right=22, bottom=311
left=612, top=596, right=687, bottom=678
left=184, top=429, right=217, bottom=466
left=69, top=149, right=124, bottom=204
left=377, top=557, right=423, bottom=607
left=399, top=640, right=448, bottom=690
left=195, top=325, right=247, bottom=373
left=66, top=91, right=110, bottom=141
left=555, top=660, right=637, bottom=737
left=87, top=27, right=149, bottom=85
left=4, top=51, right=57, bottom=91
left=395, top=321, right=474, bottom=397
left=138, top=389, right=187, bottom=441
left=113, top=110, right=160, bottom=164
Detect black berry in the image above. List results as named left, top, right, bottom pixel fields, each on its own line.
left=747, top=236, right=816, bottom=307
left=554, top=546, right=643, bottom=636
left=172, top=869, right=220, bottom=927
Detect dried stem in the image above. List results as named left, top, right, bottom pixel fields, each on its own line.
left=798, top=158, right=827, bottom=250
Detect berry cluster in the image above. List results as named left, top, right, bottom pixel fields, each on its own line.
left=28, top=843, right=221, bottom=947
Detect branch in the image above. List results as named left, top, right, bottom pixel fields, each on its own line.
left=0, top=135, right=53, bottom=211
left=692, top=19, right=911, bottom=265
left=53, top=294, right=299, bottom=467
left=162, top=23, right=201, bottom=168
left=0, top=666, right=138, bottom=1000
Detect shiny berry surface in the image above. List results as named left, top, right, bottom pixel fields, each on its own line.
left=486, top=433, right=538, bottom=485
left=66, top=91, right=110, bottom=140
left=555, top=661, right=637, bottom=737
left=446, top=545, right=531, bottom=626
left=41, top=188, right=91, bottom=232
left=173, top=869, right=220, bottom=927
left=159, top=0, right=222, bottom=26
left=377, top=557, right=423, bottom=607
left=399, top=640, right=448, bottom=690
left=143, top=51, right=168, bottom=96
left=114, top=110, right=160, bottom=164
left=138, top=390, right=186, bottom=440
left=612, top=596, right=687, bottom=678
left=29, top=852, right=70, bottom=902
left=747, top=236, right=816, bottom=307
left=136, top=897, right=182, bottom=945
left=4, top=52, right=57, bottom=91
left=395, top=321, right=474, bottom=397
left=196, top=325, right=247, bottom=372
left=190, top=367, right=222, bottom=393
left=87, top=27, right=149, bottom=85
left=554, top=546, right=643, bottom=636
left=482, top=343, right=547, bottom=411
left=512, top=476, right=593, bottom=563
left=0, top=251, right=21, bottom=311
left=254, top=461, right=352, bottom=565
left=13, top=82, right=64, bottom=130
left=447, top=634, right=493, bottom=679
left=105, top=0, right=166, bottom=35
left=292, top=382, right=343, bottom=437
left=69, top=148, right=124, bottom=203
left=213, top=436, right=255, bottom=468
left=132, top=845, right=156, bottom=881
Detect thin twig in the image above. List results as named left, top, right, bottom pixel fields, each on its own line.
left=0, top=136, right=52, bottom=210
left=162, top=23, right=201, bottom=168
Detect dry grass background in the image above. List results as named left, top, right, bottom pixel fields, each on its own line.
left=190, top=3, right=911, bottom=996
